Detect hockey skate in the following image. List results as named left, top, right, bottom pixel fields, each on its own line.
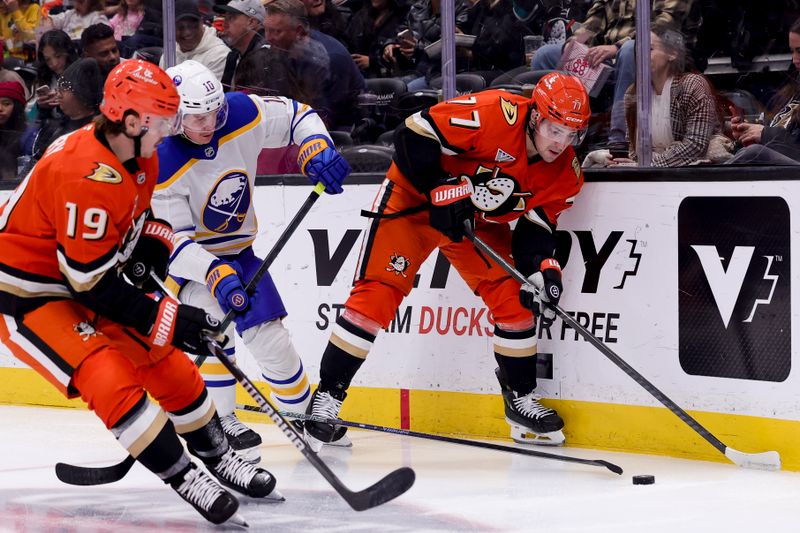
left=303, top=388, right=350, bottom=453
left=293, top=419, right=351, bottom=450
left=496, top=368, right=565, bottom=446
left=171, top=462, right=248, bottom=526
left=220, top=412, right=262, bottom=463
left=206, top=447, right=284, bottom=502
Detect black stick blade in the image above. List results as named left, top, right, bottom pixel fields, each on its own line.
left=595, top=460, right=624, bottom=475
left=346, top=466, right=416, bottom=511
left=55, top=455, right=136, bottom=486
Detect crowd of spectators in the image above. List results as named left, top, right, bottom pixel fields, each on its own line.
left=1, top=0, right=800, bottom=182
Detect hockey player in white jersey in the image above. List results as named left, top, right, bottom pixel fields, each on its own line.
left=152, top=60, right=352, bottom=462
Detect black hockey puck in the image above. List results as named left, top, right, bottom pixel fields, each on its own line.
left=632, top=475, right=655, bottom=485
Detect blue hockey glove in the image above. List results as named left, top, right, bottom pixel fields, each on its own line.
left=298, top=135, right=350, bottom=194
left=206, top=259, right=249, bottom=314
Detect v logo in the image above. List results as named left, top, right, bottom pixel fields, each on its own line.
left=691, top=245, right=754, bottom=328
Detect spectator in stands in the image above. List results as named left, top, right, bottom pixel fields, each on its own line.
left=216, top=0, right=266, bottom=90
left=531, top=0, right=696, bottom=152
left=0, top=81, right=29, bottom=180
left=0, top=0, right=41, bottom=60
left=21, top=58, right=103, bottom=174
left=302, top=0, right=347, bottom=43
left=43, top=0, right=110, bottom=40
left=615, top=29, right=728, bottom=167
left=108, top=0, right=145, bottom=41
left=265, top=0, right=364, bottom=130
left=233, top=45, right=310, bottom=173
left=727, top=16, right=800, bottom=165
left=120, top=0, right=163, bottom=55
left=381, top=0, right=470, bottom=90
left=80, top=23, right=120, bottom=78
left=33, top=30, right=77, bottom=118
left=466, top=0, right=530, bottom=74
left=159, top=0, right=230, bottom=81
left=0, top=63, right=32, bottom=100
left=343, top=0, right=405, bottom=79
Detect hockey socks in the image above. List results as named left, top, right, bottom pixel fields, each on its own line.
left=319, top=315, right=372, bottom=393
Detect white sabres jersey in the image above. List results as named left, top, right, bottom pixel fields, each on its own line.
left=153, top=92, right=329, bottom=283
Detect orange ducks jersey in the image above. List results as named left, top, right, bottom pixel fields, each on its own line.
left=389, top=89, right=583, bottom=228
left=0, top=124, right=159, bottom=315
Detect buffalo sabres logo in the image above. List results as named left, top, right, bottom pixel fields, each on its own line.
left=203, top=171, right=251, bottom=234
left=386, top=254, right=410, bottom=277
left=468, top=165, right=531, bottom=216
left=73, top=321, right=102, bottom=341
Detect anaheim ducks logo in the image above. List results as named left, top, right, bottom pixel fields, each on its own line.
left=85, top=162, right=123, bottom=184
left=73, top=321, right=102, bottom=341
left=467, top=165, right=531, bottom=215
left=386, top=254, right=410, bottom=277
left=500, top=97, right=518, bottom=126
left=203, top=171, right=251, bottom=234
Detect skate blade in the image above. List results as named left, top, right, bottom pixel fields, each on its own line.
left=264, top=487, right=285, bottom=502
left=303, top=430, right=325, bottom=453
left=509, top=425, right=566, bottom=447
left=326, top=433, right=353, bottom=448
left=227, top=512, right=249, bottom=528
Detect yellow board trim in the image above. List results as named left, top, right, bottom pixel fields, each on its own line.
left=3, top=367, right=798, bottom=470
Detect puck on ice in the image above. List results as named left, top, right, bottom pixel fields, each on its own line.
left=632, top=475, right=655, bottom=485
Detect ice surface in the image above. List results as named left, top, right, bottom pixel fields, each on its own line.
left=0, top=405, right=797, bottom=532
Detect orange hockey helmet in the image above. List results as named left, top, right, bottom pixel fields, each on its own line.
left=530, top=72, right=590, bottom=145
left=100, top=60, right=180, bottom=127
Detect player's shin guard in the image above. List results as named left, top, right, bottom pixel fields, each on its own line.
left=304, top=315, right=371, bottom=452
left=494, top=326, right=565, bottom=446
left=110, top=395, right=242, bottom=525
left=201, top=347, right=262, bottom=463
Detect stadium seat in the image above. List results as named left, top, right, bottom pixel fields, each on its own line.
left=429, top=73, right=487, bottom=94
left=393, top=89, right=440, bottom=121
left=133, top=46, right=163, bottom=65
left=339, top=145, right=395, bottom=173
left=512, top=69, right=553, bottom=86
left=329, top=130, right=354, bottom=147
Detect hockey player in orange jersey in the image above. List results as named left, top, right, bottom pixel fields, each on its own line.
left=304, top=72, right=591, bottom=450
left=0, top=60, right=280, bottom=526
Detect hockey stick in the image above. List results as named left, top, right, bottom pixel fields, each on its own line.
left=209, top=338, right=415, bottom=511
left=195, top=181, right=327, bottom=367
left=59, top=284, right=416, bottom=508
left=463, top=222, right=781, bottom=471
left=55, top=455, right=135, bottom=486
left=236, top=404, right=623, bottom=475
left=56, top=183, right=333, bottom=486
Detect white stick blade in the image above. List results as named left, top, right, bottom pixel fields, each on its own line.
left=725, top=448, right=781, bottom=471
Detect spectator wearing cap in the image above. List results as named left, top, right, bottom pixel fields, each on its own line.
left=265, top=0, right=364, bottom=130
left=80, top=23, right=120, bottom=78
left=0, top=81, right=29, bottom=180
left=22, top=58, right=104, bottom=175
left=216, top=0, right=267, bottom=90
left=159, top=0, right=230, bottom=81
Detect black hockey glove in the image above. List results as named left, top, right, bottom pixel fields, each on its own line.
left=519, top=258, right=562, bottom=328
left=138, top=297, right=227, bottom=358
left=428, top=176, right=474, bottom=242
left=123, top=218, right=174, bottom=292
